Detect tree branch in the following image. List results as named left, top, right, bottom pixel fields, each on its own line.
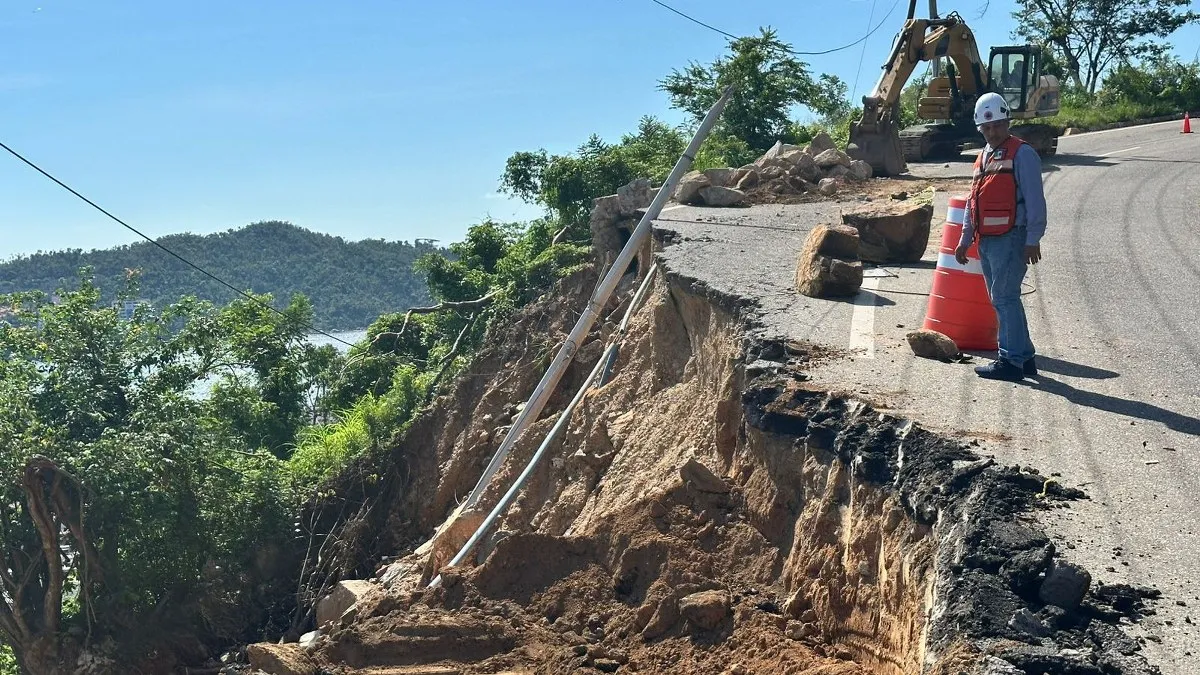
left=429, top=314, right=479, bottom=393
left=372, top=290, right=499, bottom=345
left=23, top=457, right=63, bottom=635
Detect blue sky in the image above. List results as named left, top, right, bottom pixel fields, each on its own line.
left=2, top=1, right=1197, bottom=259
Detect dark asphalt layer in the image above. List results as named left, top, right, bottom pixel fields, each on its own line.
left=653, top=119, right=1200, bottom=674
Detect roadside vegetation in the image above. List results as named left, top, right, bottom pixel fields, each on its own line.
left=1, top=4, right=1196, bottom=668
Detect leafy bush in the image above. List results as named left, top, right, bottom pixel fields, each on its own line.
left=0, top=644, right=14, bottom=675
left=288, top=365, right=425, bottom=490
left=1100, top=54, right=1200, bottom=111
left=0, top=272, right=326, bottom=669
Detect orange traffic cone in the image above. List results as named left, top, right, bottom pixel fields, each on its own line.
left=1183, top=112, right=1193, bottom=134
left=922, top=195, right=999, bottom=351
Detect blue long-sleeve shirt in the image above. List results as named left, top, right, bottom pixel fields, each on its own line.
left=959, top=141, right=1048, bottom=248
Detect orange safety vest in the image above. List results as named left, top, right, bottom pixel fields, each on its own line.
left=968, top=135, right=1026, bottom=238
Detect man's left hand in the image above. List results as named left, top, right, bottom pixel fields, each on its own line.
left=1025, top=245, right=1042, bottom=265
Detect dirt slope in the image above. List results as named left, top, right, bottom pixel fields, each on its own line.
left=233, top=255, right=1161, bottom=675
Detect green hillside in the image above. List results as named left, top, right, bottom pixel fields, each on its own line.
left=0, top=220, right=441, bottom=330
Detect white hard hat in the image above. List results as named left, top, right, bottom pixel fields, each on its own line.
left=974, top=92, right=1010, bottom=125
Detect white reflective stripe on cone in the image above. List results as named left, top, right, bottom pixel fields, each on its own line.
left=982, top=216, right=1010, bottom=226
left=937, top=252, right=984, bottom=275
left=947, top=207, right=966, bottom=224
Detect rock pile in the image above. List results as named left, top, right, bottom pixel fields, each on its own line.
left=674, top=132, right=873, bottom=207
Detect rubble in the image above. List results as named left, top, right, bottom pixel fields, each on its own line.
left=674, top=134, right=871, bottom=207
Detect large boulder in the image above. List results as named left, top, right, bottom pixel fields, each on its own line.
left=797, top=255, right=863, bottom=298
left=675, top=171, right=710, bottom=205
left=805, top=131, right=837, bottom=157
left=699, top=186, right=748, bottom=207
left=760, top=165, right=786, bottom=181
left=840, top=201, right=933, bottom=263
left=825, top=164, right=851, bottom=179
left=813, top=148, right=853, bottom=169
left=680, top=458, right=730, bottom=494
left=778, top=148, right=808, bottom=165
left=804, top=223, right=861, bottom=259
left=817, top=178, right=839, bottom=196
left=796, top=224, right=863, bottom=298
left=702, top=167, right=737, bottom=188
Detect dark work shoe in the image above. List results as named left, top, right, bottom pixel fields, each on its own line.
left=975, top=359, right=1026, bottom=381
left=1023, top=357, right=1037, bottom=376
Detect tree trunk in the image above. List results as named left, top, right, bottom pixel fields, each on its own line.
left=20, top=634, right=77, bottom=675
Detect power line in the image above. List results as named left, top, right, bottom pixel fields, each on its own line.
left=0, top=140, right=357, bottom=349
left=647, top=0, right=740, bottom=40
left=787, top=0, right=902, bottom=56
left=852, top=0, right=881, bottom=100
left=646, top=0, right=903, bottom=57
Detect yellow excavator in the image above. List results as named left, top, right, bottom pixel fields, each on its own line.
left=847, top=1, right=1062, bottom=176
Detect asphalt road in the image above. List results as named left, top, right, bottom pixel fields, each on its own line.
left=653, top=119, right=1200, bottom=674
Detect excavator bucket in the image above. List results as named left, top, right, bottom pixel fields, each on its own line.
left=847, top=119, right=907, bottom=177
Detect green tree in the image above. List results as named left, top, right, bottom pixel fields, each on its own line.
left=0, top=272, right=323, bottom=672
left=658, top=28, right=846, bottom=154
left=206, top=293, right=320, bottom=457
left=1012, top=0, right=1199, bottom=94
left=1101, top=53, right=1200, bottom=110
left=501, top=117, right=687, bottom=225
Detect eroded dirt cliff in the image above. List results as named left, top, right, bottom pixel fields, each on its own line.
left=236, top=259, right=1161, bottom=675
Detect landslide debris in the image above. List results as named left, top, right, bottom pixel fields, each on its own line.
left=227, top=251, right=1161, bottom=674
left=674, top=132, right=874, bottom=208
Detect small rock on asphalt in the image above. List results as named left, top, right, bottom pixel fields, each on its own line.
left=1039, top=559, right=1092, bottom=610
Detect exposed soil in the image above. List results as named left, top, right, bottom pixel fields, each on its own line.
left=233, top=257, right=1163, bottom=675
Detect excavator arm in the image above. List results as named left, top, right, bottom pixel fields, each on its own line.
left=848, top=16, right=989, bottom=176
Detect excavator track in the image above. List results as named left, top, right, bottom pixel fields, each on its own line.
left=901, top=131, right=932, bottom=164
left=899, top=124, right=964, bottom=163
left=1011, top=123, right=1059, bottom=157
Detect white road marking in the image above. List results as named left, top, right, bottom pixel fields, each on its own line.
left=1064, top=119, right=1180, bottom=137
left=1100, top=145, right=1141, bottom=156
left=849, top=277, right=882, bottom=358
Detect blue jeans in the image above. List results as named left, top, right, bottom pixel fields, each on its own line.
left=978, top=228, right=1035, bottom=366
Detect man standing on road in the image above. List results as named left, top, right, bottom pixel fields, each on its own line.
left=954, top=92, right=1047, bottom=381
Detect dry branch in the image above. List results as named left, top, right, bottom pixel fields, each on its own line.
left=429, top=313, right=479, bottom=392
left=375, top=290, right=499, bottom=343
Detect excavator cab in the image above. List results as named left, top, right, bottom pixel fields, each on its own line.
left=987, top=46, right=1062, bottom=154
left=989, top=47, right=1037, bottom=113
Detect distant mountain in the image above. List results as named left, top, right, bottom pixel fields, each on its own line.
left=0, top=221, right=444, bottom=330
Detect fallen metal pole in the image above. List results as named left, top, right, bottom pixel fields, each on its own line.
left=428, top=344, right=611, bottom=588
left=456, top=85, right=735, bottom=512
left=429, top=264, right=662, bottom=588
